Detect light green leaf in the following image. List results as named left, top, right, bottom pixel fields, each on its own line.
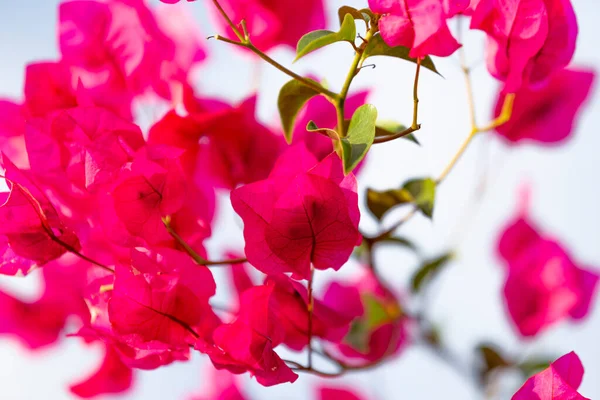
left=306, top=120, right=339, bottom=140
left=364, top=34, right=440, bottom=75
left=411, top=253, right=453, bottom=293
left=340, top=104, right=377, bottom=174
left=517, top=358, right=553, bottom=378
left=277, top=79, right=321, bottom=143
left=366, top=177, right=436, bottom=220
left=295, top=14, right=356, bottom=61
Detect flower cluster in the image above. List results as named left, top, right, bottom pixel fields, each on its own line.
left=0, top=0, right=597, bottom=399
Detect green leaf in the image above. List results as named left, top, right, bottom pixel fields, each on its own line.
left=295, top=14, right=356, bottom=61
left=366, top=177, right=436, bottom=220
left=363, top=294, right=390, bottom=329
left=376, top=120, right=420, bottom=145
left=477, top=344, right=512, bottom=382
left=339, top=104, right=377, bottom=174
left=306, top=120, right=339, bottom=140
left=404, top=178, right=436, bottom=218
left=517, top=358, right=553, bottom=378
left=364, top=34, right=440, bottom=75
left=411, top=253, right=453, bottom=293
left=277, top=79, right=321, bottom=143
left=378, top=236, right=418, bottom=252
left=337, top=6, right=372, bottom=25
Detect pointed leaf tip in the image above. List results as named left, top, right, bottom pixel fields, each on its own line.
left=295, top=14, right=356, bottom=61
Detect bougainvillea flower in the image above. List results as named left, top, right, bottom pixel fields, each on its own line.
left=0, top=100, right=28, bottom=168
left=512, top=352, right=589, bottom=400
left=209, top=0, right=325, bottom=51
left=471, top=0, right=578, bottom=92
left=59, top=0, right=205, bottom=100
left=195, top=96, right=285, bottom=189
left=188, top=365, right=248, bottom=400
left=73, top=326, right=192, bottom=371
left=69, top=344, right=134, bottom=398
left=319, top=386, right=367, bottom=400
left=291, top=90, right=370, bottom=166
left=25, top=106, right=145, bottom=191
left=112, top=145, right=214, bottom=245
left=497, top=196, right=599, bottom=337
left=494, top=68, right=595, bottom=145
left=266, top=274, right=362, bottom=350
left=0, top=259, right=90, bottom=348
left=23, top=62, right=78, bottom=117
left=231, top=145, right=361, bottom=280
left=0, top=156, right=81, bottom=276
left=368, top=0, right=469, bottom=58
left=324, top=270, right=410, bottom=363
left=203, top=284, right=298, bottom=386
left=108, top=248, right=217, bottom=347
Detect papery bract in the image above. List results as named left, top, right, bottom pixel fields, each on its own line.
left=108, top=248, right=217, bottom=347
left=512, top=351, right=589, bottom=400
left=494, top=68, right=595, bottom=144
left=69, top=344, right=134, bottom=398
left=194, top=96, right=285, bottom=189
left=203, top=284, right=298, bottom=386
left=210, top=0, right=325, bottom=51
left=59, top=0, right=205, bottom=100
left=111, top=146, right=214, bottom=245
left=231, top=145, right=361, bottom=280
left=0, top=156, right=81, bottom=276
left=319, top=386, right=367, bottom=400
left=471, top=0, right=578, bottom=91
left=267, top=274, right=362, bottom=350
left=0, top=260, right=91, bottom=349
left=497, top=197, right=599, bottom=337
left=369, top=0, right=469, bottom=58
left=188, top=365, right=248, bottom=400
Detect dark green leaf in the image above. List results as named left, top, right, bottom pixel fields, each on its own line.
left=364, top=34, right=440, bottom=75
left=378, top=236, right=418, bottom=252
left=337, top=6, right=370, bottom=25
left=340, top=104, right=377, bottom=174
left=277, top=79, right=321, bottom=143
left=404, top=178, right=436, bottom=218
left=366, top=177, right=436, bottom=220
left=376, top=120, right=420, bottom=145
left=477, top=344, right=512, bottom=382
left=295, top=14, right=356, bottom=61
left=411, top=253, right=453, bottom=293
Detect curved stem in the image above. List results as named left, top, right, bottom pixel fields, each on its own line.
left=373, top=125, right=420, bottom=144
left=307, top=265, right=315, bottom=368
left=335, top=26, right=378, bottom=136
left=412, top=58, right=422, bottom=129
left=163, top=217, right=247, bottom=266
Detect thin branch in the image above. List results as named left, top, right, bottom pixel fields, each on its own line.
left=307, top=265, right=315, bottom=369
left=373, top=125, right=420, bottom=144
left=162, top=217, right=247, bottom=266
left=412, top=58, right=422, bottom=130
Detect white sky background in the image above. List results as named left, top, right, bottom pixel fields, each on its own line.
left=0, top=0, right=599, bottom=399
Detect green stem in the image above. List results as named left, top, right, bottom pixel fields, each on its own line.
left=162, top=217, right=247, bottom=266
left=211, top=35, right=337, bottom=98
left=335, top=27, right=377, bottom=137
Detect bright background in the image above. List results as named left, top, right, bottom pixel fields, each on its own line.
left=0, top=0, right=599, bottom=399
